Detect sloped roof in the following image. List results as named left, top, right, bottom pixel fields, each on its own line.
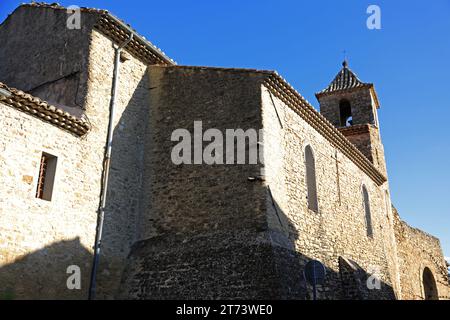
left=0, top=82, right=90, bottom=136
left=317, top=60, right=372, bottom=94
left=263, top=70, right=386, bottom=186
left=17, top=2, right=175, bottom=65
left=316, top=60, right=380, bottom=108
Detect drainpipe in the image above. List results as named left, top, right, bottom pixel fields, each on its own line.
left=88, top=32, right=134, bottom=300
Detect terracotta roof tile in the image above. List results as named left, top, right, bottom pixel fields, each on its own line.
left=317, top=60, right=373, bottom=95
left=162, top=65, right=387, bottom=186
left=338, top=124, right=371, bottom=136
left=263, top=71, right=386, bottom=186
left=0, top=82, right=90, bottom=136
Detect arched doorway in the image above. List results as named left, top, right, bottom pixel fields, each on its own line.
left=422, top=267, right=438, bottom=300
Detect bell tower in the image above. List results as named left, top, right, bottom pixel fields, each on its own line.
left=316, top=60, right=387, bottom=176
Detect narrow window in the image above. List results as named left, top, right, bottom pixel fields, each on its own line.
left=362, top=185, right=373, bottom=237
left=36, top=152, right=57, bottom=201
left=305, top=145, right=319, bottom=212
left=384, top=190, right=391, bottom=220
left=373, top=103, right=379, bottom=127
left=339, top=100, right=352, bottom=127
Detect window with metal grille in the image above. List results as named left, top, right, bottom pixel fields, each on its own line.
left=36, top=152, right=57, bottom=201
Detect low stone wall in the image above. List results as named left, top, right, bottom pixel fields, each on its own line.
left=120, top=231, right=302, bottom=300
left=393, top=208, right=449, bottom=299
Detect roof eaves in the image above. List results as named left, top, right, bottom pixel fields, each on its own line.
left=0, top=82, right=90, bottom=136
left=315, top=83, right=374, bottom=97
left=96, top=12, right=176, bottom=65
left=263, top=72, right=387, bottom=186
left=19, top=2, right=176, bottom=66
left=163, top=64, right=274, bottom=75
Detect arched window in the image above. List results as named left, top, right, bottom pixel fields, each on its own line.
left=362, top=185, right=373, bottom=237
left=305, top=145, right=319, bottom=212
left=423, top=267, right=439, bottom=300
left=339, top=100, right=352, bottom=127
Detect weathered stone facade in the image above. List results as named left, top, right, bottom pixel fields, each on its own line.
left=316, top=64, right=387, bottom=177
left=0, top=99, right=96, bottom=299
left=0, top=3, right=448, bottom=300
left=118, top=66, right=399, bottom=299
left=393, top=208, right=450, bottom=300
left=120, top=67, right=273, bottom=299
left=0, top=3, right=170, bottom=299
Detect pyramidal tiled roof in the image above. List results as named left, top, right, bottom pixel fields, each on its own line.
left=316, top=60, right=373, bottom=95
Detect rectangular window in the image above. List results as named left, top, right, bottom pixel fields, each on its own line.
left=36, top=152, right=57, bottom=201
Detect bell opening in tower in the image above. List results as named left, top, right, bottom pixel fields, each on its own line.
left=339, top=99, right=353, bottom=127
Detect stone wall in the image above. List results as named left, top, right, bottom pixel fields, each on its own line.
left=0, top=4, right=447, bottom=301
left=85, top=29, right=151, bottom=299
left=261, top=86, right=399, bottom=299
left=139, top=66, right=267, bottom=238
left=0, top=6, right=98, bottom=114
left=318, top=88, right=378, bottom=128
left=0, top=101, right=99, bottom=299
left=0, top=6, right=100, bottom=300
left=339, top=125, right=388, bottom=177
left=393, top=208, right=450, bottom=300
left=0, top=7, right=152, bottom=299
left=120, top=66, right=275, bottom=299
left=120, top=66, right=400, bottom=299
left=317, top=88, right=387, bottom=176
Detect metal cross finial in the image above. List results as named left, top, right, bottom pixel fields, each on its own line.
left=342, top=50, right=349, bottom=68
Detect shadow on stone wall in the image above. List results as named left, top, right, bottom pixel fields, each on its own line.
left=0, top=237, right=92, bottom=300
left=0, top=73, right=150, bottom=301
left=0, top=70, right=397, bottom=299
left=118, top=182, right=396, bottom=300
left=110, top=66, right=396, bottom=300
left=94, top=72, right=151, bottom=299
left=268, top=196, right=395, bottom=300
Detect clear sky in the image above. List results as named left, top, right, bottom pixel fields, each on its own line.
left=1, top=0, right=449, bottom=257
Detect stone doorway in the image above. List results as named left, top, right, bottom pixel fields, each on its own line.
left=422, top=267, right=439, bottom=300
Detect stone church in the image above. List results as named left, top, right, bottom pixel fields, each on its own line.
left=0, top=3, right=448, bottom=300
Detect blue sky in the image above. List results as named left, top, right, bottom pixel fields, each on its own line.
left=1, top=1, right=449, bottom=257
